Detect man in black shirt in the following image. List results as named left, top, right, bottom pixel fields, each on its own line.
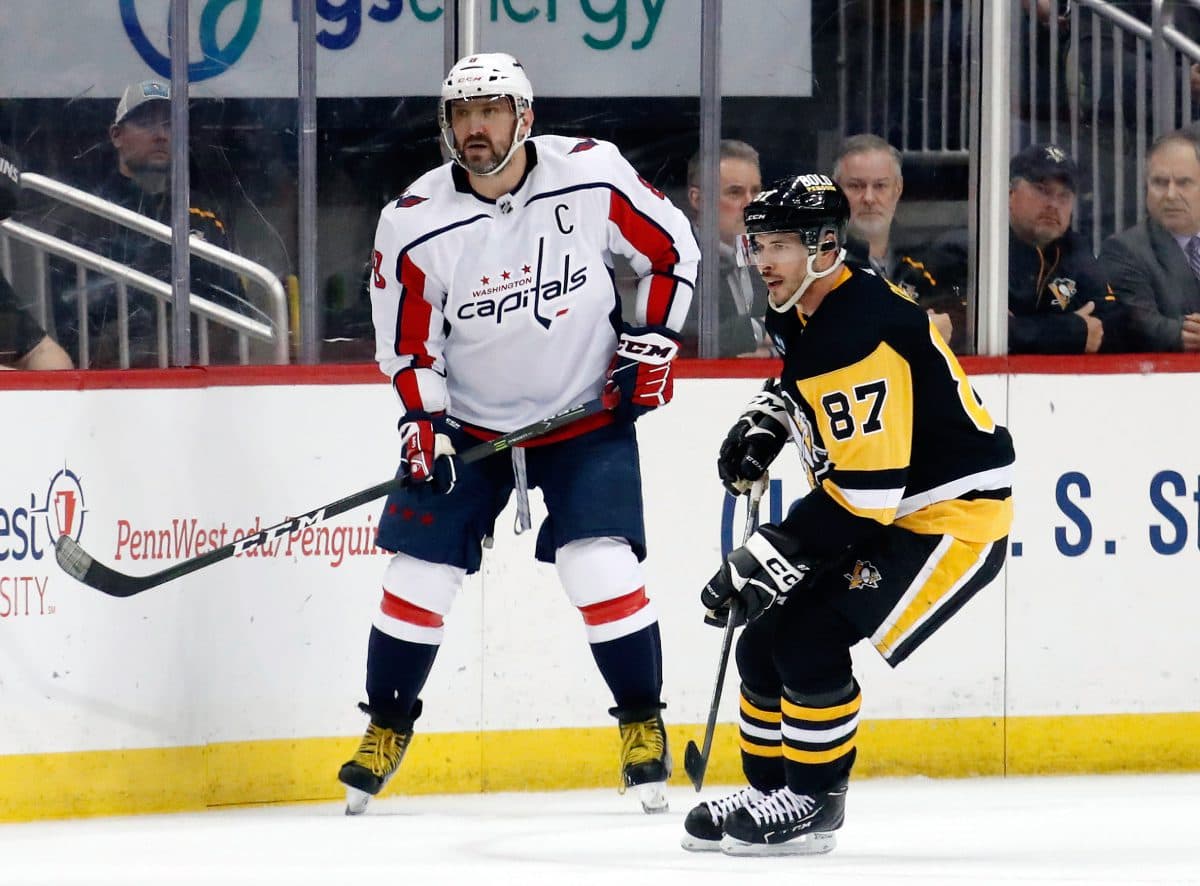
left=54, top=80, right=247, bottom=367
left=1006, top=143, right=1124, bottom=353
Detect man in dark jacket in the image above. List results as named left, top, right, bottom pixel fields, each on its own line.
left=55, top=80, right=248, bottom=368
left=1006, top=143, right=1123, bottom=353
left=834, top=134, right=959, bottom=350
left=678, top=140, right=771, bottom=357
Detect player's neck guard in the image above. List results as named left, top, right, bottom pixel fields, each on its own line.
left=770, top=248, right=847, bottom=312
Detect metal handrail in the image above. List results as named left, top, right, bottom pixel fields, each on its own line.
left=12, top=172, right=289, bottom=365
left=1076, top=0, right=1153, bottom=38
left=0, top=220, right=277, bottom=341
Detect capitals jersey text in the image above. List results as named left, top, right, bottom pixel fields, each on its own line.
left=768, top=265, right=1015, bottom=552
left=370, top=135, right=699, bottom=430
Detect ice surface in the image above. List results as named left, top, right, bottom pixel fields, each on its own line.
left=1, top=774, right=1197, bottom=885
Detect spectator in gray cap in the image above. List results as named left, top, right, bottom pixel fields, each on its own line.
left=51, top=80, right=249, bottom=368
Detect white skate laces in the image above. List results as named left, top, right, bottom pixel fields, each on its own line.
left=745, top=787, right=816, bottom=825
left=705, top=786, right=766, bottom=826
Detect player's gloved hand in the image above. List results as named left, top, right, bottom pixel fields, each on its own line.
left=604, top=325, right=680, bottom=423
left=398, top=412, right=460, bottom=495
left=717, top=380, right=790, bottom=496
left=700, top=523, right=811, bottom=626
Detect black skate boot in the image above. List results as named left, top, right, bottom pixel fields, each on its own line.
left=720, top=781, right=846, bottom=856
left=337, top=701, right=420, bottom=815
left=611, top=704, right=671, bottom=814
left=681, top=786, right=767, bottom=851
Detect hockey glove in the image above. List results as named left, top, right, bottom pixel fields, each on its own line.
left=604, top=325, right=680, bottom=423
left=717, top=379, right=790, bottom=496
left=398, top=412, right=460, bottom=495
left=700, top=523, right=811, bottom=626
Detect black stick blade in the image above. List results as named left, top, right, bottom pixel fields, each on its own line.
left=684, top=740, right=706, bottom=791
left=56, top=535, right=152, bottom=598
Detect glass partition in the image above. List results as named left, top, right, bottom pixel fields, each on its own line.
left=471, top=0, right=701, bottom=350
left=1007, top=0, right=1200, bottom=357
left=831, top=0, right=976, bottom=355
left=0, top=0, right=299, bottom=367
left=20, top=2, right=1197, bottom=365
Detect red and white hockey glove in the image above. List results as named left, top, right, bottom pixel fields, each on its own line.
left=604, top=325, right=681, bottom=423
left=398, top=412, right=459, bottom=495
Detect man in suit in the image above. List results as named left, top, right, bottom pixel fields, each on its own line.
left=1100, top=128, right=1200, bottom=352
left=678, top=139, right=770, bottom=357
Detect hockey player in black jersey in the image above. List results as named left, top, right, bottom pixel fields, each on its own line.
left=682, top=175, right=1015, bottom=856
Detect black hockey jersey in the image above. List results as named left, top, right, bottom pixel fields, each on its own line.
left=767, top=264, right=1014, bottom=555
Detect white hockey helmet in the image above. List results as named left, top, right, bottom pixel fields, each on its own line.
left=438, top=52, right=534, bottom=176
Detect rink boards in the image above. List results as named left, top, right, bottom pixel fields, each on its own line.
left=1, top=358, right=1198, bottom=820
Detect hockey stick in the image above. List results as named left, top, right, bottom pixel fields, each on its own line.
left=683, top=475, right=767, bottom=792
left=55, top=395, right=615, bottom=598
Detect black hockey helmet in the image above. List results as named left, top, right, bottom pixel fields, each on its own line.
left=743, top=174, right=851, bottom=249
left=739, top=174, right=852, bottom=311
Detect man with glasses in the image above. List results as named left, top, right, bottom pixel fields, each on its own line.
left=1100, top=129, right=1200, bottom=352
left=1007, top=143, right=1122, bottom=353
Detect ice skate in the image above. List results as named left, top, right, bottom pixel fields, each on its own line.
left=337, top=702, right=418, bottom=815
left=612, top=705, right=672, bottom=813
left=680, top=785, right=766, bottom=851
left=719, top=782, right=845, bottom=856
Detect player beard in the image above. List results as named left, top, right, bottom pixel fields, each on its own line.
left=461, top=138, right=510, bottom=175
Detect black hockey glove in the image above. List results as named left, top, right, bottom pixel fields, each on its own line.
left=398, top=412, right=460, bottom=495
left=700, top=523, right=811, bottom=626
left=604, top=324, right=681, bottom=423
left=717, top=379, right=790, bottom=497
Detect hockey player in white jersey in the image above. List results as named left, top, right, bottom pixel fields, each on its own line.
left=338, top=53, right=699, bottom=815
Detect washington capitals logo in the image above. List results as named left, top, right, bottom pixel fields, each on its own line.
left=396, top=193, right=428, bottom=209
left=569, top=138, right=599, bottom=154
left=458, top=237, right=587, bottom=329
left=844, top=560, right=882, bottom=590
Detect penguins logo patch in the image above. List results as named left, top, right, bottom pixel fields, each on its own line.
left=845, top=560, right=882, bottom=590
left=1047, top=277, right=1077, bottom=310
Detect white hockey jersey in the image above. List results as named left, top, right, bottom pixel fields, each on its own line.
left=370, top=135, right=699, bottom=431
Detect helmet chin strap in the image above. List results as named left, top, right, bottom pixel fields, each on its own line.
left=769, top=248, right=846, bottom=312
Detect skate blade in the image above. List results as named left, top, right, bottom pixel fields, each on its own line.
left=720, top=831, right=836, bottom=857
left=680, top=834, right=722, bottom=852
left=638, top=781, right=669, bottom=814
left=344, top=786, right=372, bottom=816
